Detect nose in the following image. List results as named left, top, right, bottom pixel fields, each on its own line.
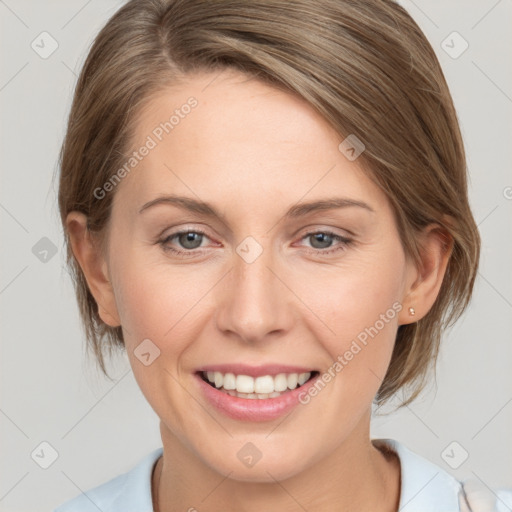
left=215, top=241, right=294, bottom=344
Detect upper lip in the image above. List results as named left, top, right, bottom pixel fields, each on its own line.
left=196, top=364, right=316, bottom=377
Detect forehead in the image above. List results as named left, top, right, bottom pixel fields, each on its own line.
left=114, top=69, right=386, bottom=215
left=134, top=69, right=338, bottom=159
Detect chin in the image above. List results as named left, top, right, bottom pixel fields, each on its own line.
left=200, top=440, right=316, bottom=483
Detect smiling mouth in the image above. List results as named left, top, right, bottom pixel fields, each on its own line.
left=199, top=370, right=319, bottom=399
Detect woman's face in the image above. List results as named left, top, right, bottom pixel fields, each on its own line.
left=103, top=69, right=416, bottom=481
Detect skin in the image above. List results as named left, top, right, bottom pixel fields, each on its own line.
left=67, top=69, right=452, bottom=512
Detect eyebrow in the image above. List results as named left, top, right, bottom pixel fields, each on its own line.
left=138, top=195, right=375, bottom=220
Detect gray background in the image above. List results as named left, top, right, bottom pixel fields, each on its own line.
left=0, top=1, right=511, bottom=510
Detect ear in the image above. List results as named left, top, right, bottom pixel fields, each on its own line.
left=66, top=211, right=121, bottom=327
left=398, top=222, right=453, bottom=326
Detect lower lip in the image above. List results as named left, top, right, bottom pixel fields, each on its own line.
left=194, top=373, right=319, bottom=422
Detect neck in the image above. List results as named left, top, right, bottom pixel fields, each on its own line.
left=153, top=415, right=400, bottom=512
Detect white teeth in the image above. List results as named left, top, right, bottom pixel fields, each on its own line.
left=254, top=375, right=274, bottom=394
left=298, top=372, right=309, bottom=385
left=223, top=372, right=236, bottom=390
left=227, top=391, right=283, bottom=399
left=235, top=374, right=254, bottom=393
left=274, top=373, right=288, bottom=392
left=214, top=371, right=223, bottom=388
left=203, top=371, right=312, bottom=397
left=287, top=373, right=298, bottom=389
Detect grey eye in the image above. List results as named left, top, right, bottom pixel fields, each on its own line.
left=308, top=232, right=334, bottom=249
left=178, top=232, right=204, bottom=249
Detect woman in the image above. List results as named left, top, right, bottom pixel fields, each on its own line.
left=54, top=0, right=510, bottom=511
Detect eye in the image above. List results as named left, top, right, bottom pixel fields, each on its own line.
left=299, top=230, right=353, bottom=255
left=157, top=228, right=353, bottom=258
left=159, top=229, right=212, bottom=256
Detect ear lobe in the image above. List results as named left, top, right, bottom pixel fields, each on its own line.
left=66, top=211, right=121, bottom=327
left=399, top=223, right=453, bottom=325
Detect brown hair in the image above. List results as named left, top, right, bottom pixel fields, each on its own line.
left=58, top=0, right=480, bottom=406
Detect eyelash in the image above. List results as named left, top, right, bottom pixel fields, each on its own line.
left=158, top=228, right=353, bottom=257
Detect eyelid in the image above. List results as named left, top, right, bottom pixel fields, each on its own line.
left=156, top=218, right=356, bottom=240
left=295, top=224, right=354, bottom=238
left=294, top=222, right=357, bottom=238
left=158, top=224, right=353, bottom=243
left=159, top=226, right=215, bottom=246
left=157, top=223, right=219, bottom=242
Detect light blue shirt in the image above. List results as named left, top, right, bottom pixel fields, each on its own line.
left=54, top=438, right=511, bottom=512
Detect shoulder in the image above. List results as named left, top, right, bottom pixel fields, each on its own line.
left=374, top=438, right=512, bottom=512
left=53, top=447, right=163, bottom=512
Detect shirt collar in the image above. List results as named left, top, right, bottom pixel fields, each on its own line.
left=374, top=438, right=463, bottom=511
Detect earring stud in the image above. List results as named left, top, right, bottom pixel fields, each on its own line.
left=408, top=307, right=415, bottom=316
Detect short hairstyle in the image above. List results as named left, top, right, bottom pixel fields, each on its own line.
left=58, top=0, right=481, bottom=406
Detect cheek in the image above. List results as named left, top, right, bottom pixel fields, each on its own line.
left=110, top=251, right=209, bottom=427
left=296, top=243, right=405, bottom=385
left=110, top=247, right=222, bottom=370
left=112, top=261, right=174, bottom=345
